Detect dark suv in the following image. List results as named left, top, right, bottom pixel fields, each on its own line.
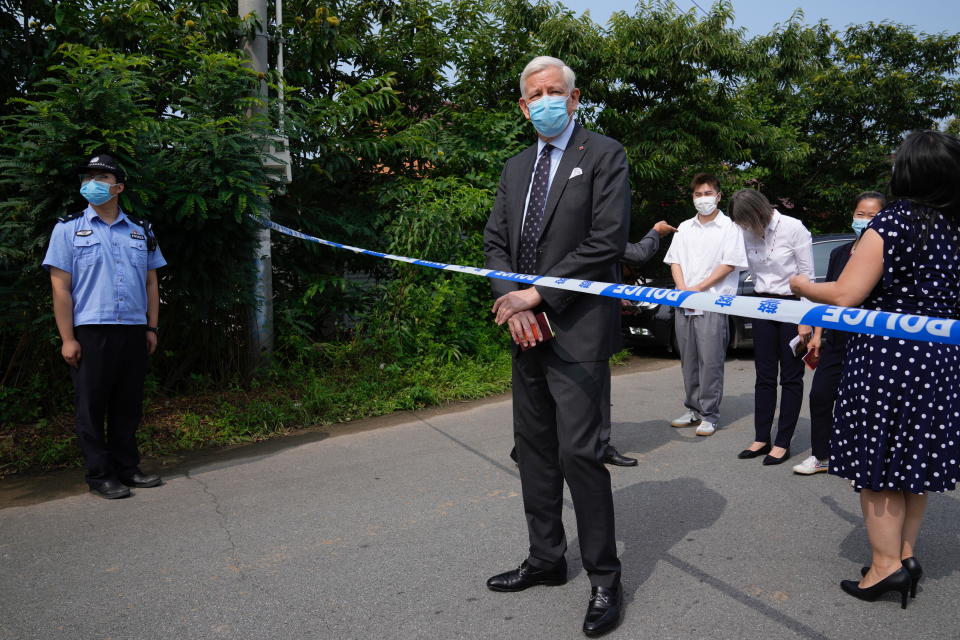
left=621, top=233, right=856, bottom=353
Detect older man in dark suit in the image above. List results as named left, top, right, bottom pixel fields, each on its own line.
left=483, top=56, right=631, bottom=637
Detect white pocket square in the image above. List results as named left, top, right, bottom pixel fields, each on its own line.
left=569, top=167, right=583, bottom=179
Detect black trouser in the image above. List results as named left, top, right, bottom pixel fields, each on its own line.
left=512, top=346, right=621, bottom=588
left=751, top=317, right=804, bottom=449
left=599, top=371, right=612, bottom=449
left=70, top=325, right=148, bottom=485
left=511, top=369, right=614, bottom=462
left=807, top=337, right=846, bottom=460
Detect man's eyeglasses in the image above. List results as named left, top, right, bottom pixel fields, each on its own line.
left=79, top=173, right=114, bottom=184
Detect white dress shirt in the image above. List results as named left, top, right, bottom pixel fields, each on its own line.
left=521, top=117, right=576, bottom=228
left=743, top=210, right=814, bottom=295
left=663, top=210, right=748, bottom=295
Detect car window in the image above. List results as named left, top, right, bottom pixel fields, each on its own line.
left=812, top=240, right=849, bottom=280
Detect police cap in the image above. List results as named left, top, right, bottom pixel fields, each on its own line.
left=76, top=153, right=126, bottom=183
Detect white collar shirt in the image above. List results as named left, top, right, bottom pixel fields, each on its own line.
left=521, top=117, right=576, bottom=228
left=743, top=210, right=815, bottom=295
left=663, top=210, right=747, bottom=295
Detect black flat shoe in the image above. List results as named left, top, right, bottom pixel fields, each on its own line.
left=737, top=443, right=771, bottom=459
left=841, top=567, right=911, bottom=609
left=601, top=446, right=638, bottom=467
left=762, top=450, right=790, bottom=465
left=487, top=559, right=567, bottom=592
left=89, top=478, right=131, bottom=499
left=119, top=472, right=163, bottom=488
left=582, top=584, right=622, bottom=637
left=861, top=558, right=922, bottom=598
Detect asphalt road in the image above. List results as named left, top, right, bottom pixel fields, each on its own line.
left=2, top=353, right=959, bottom=640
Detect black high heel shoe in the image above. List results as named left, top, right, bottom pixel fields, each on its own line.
left=842, top=567, right=911, bottom=609
left=861, top=558, right=923, bottom=598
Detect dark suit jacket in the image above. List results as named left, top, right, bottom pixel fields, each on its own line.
left=483, top=124, right=632, bottom=362
left=823, top=240, right=855, bottom=348
left=621, top=229, right=660, bottom=269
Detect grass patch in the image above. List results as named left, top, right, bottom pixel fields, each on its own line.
left=0, top=345, right=513, bottom=476
left=1, top=342, right=632, bottom=477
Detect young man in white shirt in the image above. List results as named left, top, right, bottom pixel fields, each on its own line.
left=663, top=173, right=748, bottom=436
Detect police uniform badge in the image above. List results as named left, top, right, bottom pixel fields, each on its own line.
left=75, top=230, right=93, bottom=237
left=131, top=232, right=146, bottom=240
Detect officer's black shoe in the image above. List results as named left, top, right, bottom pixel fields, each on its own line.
left=487, top=558, right=567, bottom=592
left=601, top=446, right=638, bottom=467
left=582, top=584, right=623, bottom=637
left=119, top=472, right=163, bottom=488
left=90, top=479, right=132, bottom=499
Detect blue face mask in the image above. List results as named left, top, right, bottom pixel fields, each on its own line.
left=80, top=180, right=116, bottom=206
left=851, top=218, right=870, bottom=236
left=527, top=95, right=571, bottom=138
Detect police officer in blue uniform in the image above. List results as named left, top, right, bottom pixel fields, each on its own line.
left=42, top=153, right=167, bottom=499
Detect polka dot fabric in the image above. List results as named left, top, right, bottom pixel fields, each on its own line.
left=518, top=144, right=553, bottom=276
left=832, top=200, right=960, bottom=494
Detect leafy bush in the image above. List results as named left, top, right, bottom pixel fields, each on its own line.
left=2, top=0, right=958, bottom=473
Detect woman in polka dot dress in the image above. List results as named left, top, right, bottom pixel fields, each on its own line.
left=790, top=130, right=960, bottom=609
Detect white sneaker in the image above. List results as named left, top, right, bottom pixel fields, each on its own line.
left=695, top=421, right=716, bottom=437
left=792, top=455, right=829, bottom=475
left=671, top=410, right=701, bottom=427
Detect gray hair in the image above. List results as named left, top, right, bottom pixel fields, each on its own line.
left=519, top=56, right=576, bottom=98
left=728, top=189, right=774, bottom=238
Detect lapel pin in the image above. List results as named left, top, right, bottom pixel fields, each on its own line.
left=578, top=145, right=584, bottom=151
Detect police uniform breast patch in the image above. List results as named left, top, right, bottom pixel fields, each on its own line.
left=131, top=232, right=146, bottom=240
left=75, top=230, right=93, bottom=237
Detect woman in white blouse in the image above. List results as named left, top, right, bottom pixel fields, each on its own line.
left=727, top=189, right=814, bottom=465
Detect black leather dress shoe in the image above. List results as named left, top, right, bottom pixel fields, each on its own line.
left=601, top=446, right=638, bottom=467
left=486, top=559, right=567, bottom=592
left=90, top=479, right=131, bottom=499
left=582, top=584, right=623, bottom=637
left=737, top=443, right=772, bottom=459
left=119, top=472, right=163, bottom=488
left=762, top=450, right=790, bottom=466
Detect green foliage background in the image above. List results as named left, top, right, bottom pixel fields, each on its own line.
left=0, top=0, right=958, bottom=472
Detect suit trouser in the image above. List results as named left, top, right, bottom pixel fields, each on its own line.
left=70, top=325, right=147, bottom=485
left=524, top=373, right=613, bottom=457
left=598, top=373, right=612, bottom=448
left=674, top=310, right=728, bottom=423
left=751, top=317, right=804, bottom=449
left=807, top=339, right=845, bottom=460
left=512, top=346, right=621, bottom=588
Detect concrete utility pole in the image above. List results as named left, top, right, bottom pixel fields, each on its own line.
left=239, top=0, right=274, bottom=370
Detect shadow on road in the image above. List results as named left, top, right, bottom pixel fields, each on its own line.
left=570, top=478, right=834, bottom=640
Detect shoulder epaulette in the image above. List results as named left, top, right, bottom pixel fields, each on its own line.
left=57, top=211, right=84, bottom=224
left=126, top=214, right=148, bottom=228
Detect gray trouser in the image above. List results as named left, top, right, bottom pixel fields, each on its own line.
left=675, top=310, right=728, bottom=423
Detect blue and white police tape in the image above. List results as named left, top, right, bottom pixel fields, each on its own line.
left=251, top=215, right=960, bottom=347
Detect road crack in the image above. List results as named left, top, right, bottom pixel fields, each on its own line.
left=184, top=469, right=242, bottom=577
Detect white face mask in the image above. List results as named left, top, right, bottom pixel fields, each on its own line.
left=693, top=196, right=718, bottom=216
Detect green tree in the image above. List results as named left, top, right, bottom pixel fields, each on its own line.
left=745, top=17, right=960, bottom=226
left=0, top=1, right=271, bottom=421
left=3, top=0, right=959, bottom=467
